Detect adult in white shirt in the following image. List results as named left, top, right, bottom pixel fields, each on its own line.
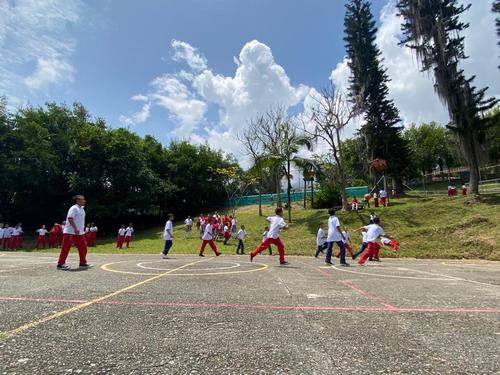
left=57, top=195, right=89, bottom=270
left=162, top=214, right=174, bottom=259
left=199, top=217, right=221, bottom=256
left=325, top=208, right=348, bottom=266
left=250, top=207, right=289, bottom=265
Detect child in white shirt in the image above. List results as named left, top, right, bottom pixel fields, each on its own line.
left=314, top=223, right=327, bottom=258
left=236, top=225, right=247, bottom=254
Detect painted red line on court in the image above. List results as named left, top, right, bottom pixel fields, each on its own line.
left=338, top=280, right=398, bottom=310
left=1, top=296, right=499, bottom=314
left=311, top=264, right=397, bottom=309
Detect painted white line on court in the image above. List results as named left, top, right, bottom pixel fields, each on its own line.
left=330, top=265, right=454, bottom=281
left=137, top=261, right=241, bottom=272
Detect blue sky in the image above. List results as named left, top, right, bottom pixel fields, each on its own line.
left=0, top=0, right=498, bottom=165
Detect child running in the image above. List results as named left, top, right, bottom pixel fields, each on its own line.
left=199, top=217, right=221, bottom=257
left=381, top=236, right=400, bottom=252
left=337, top=227, right=354, bottom=259
left=355, top=217, right=392, bottom=265
left=352, top=228, right=368, bottom=260
left=314, top=223, right=327, bottom=258
left=262, top=226, right=273, bottom=255
left=250, top=207, right=288, bottom=265
left=236, top=225, right=246, bottom=254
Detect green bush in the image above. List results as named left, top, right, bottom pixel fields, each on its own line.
left=313, top=184, right=342, bottom=208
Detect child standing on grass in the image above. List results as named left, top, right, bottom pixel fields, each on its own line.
left=35, top=225, right=47, bottom=249
left=236, top=225, right=247, bottom=254
left=314, top=223, right=327, bottom=258
left=351, top=197, right=359, bottom=211
left=199, top=217, right=221, bottom=257
left=124, top=223, right=134, bottom=248
left=262, top=226, right=273, bottom=255
left=250, top=207, right=289, bottom=265
left=116, top=225, right=126, bottom=249
left=461, top=183, right=467, bottom=197
left=223, top=224, right=231, bottom=245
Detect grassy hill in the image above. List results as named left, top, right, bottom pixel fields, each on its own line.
left=27, top=194, right=500, bottom=261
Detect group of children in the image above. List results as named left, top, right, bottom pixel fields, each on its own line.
left=315, top=211, right=400, bottom=265
left=115, top=223, right=134, bottom=249
left=0, top=221, right=100, bottom=251
left=351, top=189, right=388, bottom=211
left=447, top=183, right=467, bottom=197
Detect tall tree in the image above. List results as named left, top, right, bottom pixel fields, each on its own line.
left=344, top=0, right=411, bottom=192
left=494, top=0, right=500, bottom=66
left=398, top=0, right=499, bottom=195
left=303, top=87, right=355, bottom=210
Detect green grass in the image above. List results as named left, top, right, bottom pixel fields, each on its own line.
left=23, top=194, right=500, bottom=260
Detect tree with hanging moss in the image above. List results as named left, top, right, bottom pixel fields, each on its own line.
left=344, top=0, right=412, bottom=192
left=397, top=0, right=499, bottom=195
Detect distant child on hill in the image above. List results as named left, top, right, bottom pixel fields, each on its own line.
left=236, top=225, right=247, bottom=254
left=363, top=193, right=371, bottom=208
left=262, top=226, right=273, bottom=255
left=124, top=223, right=134, bottom=248
left=351, top=197, right=359, bottom=211
left=314, top=223, right=327, bottom=258
left=379, top=189, right=387, bottom=207
left=373, top=191, right=379, bottom=207
left=461, top=183, right=467, bottom=197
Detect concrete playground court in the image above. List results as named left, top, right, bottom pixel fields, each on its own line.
left=0, top=252, right=499, bottom=374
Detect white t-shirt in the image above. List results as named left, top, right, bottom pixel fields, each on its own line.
left=341, top=230, right=350, bottom=243
left=380, top=190, right=387, bottom=198
left=37, top=229, right=47, bottom=236
left=237, top=229, right=246, bottom=241
left=90, top=226, right=98, bottom=232
left=125, top=227, right=134, bottom=237
left=231, top=218, right=237, bottom=229
left=0, top=228, right=3, bottom=239
left=266, top=216, right=286, bottom=239
left=364, top=224, right=385, bottom=242
left=316, top=228, right=326, bottom=246
left=327, top=216, right=343, bottom=242
left=373, top=192, right=378, bottom=199
left=63, top=204, right=86, bottom=235
left=118, top=228, right=126, bottom=236
left=361, top=231, right=368, bottom=243
left=381, top=237, right=391, bottom=245
left=11, top=228, right=20, bottom=236
left=224, top=225, right=229, bottom=233
left=184, top=218, right=192, bottom=227
left=202, top=223, right=213, bottom=240
left=3, top=227, right=11, bottom=238
left=163, top=220, right=173, bottom=240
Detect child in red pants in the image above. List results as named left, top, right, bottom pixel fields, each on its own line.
left=336, top=227, right=354, bottom=259
left=355, top=217, right=391, bottom=264
left=381, top=237, right=399, bottom=252
left=250, top=207, right=289, bottom=265
left=199, top=217, right=221, bottom=256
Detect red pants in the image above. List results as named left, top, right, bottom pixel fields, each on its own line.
left=116, top=235, right=125, bottom=249
left=380, top=197, right=386, bottom=206
left=35, top=235, right=46, bottom=248
left=358, top=242, right=380, bottom=264
left=57, top=234, right=88, bottom=266
left=374, top=198, right=379, bottom=207
left=200, top=240, right=220, bottom=256
left=11, top=235, right=20, bottom=250
left=385, top=240, right=399, bottom=252
left=251, top=237, right=285, bottom=263
left=336, top=243, right=354, bottom=257
left=89, top=232, right=97, bottom=246
left=48, top=233, right=58, bottom=247
left=124, top=236, right=132, bottom=247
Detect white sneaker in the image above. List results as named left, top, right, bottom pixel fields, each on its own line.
left=161, top=254, right=168, bottom=259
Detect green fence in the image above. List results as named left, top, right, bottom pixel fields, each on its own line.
left=345, top=186, right=369, bottom=198
left=225, top=191, right=308, bottom=207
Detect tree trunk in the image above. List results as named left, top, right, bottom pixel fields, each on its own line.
left=275, top=166, right=282, bottom=207
left=465, top=130, right=481, bottom=195
left=303, top=178, right=307, bottom=209
left=286, top=159, right=292, bottom=222
left=258, top=188, right=262, bottom=217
